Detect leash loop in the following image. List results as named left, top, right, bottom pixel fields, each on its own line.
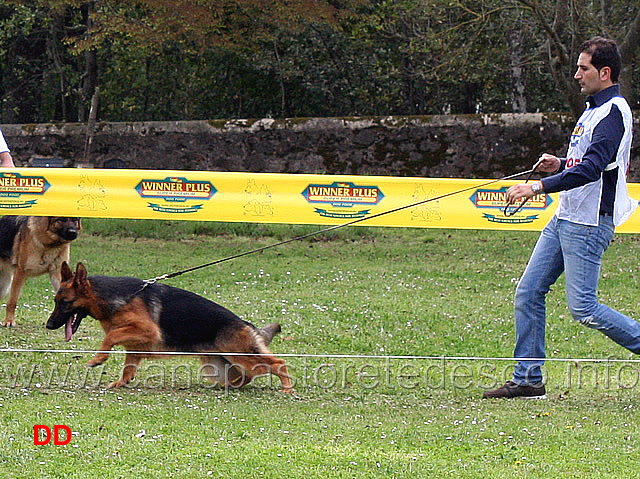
left=503, top=158, right=544, bottom=217
left=133, top=274, right=169, bottom=295
left=146, top=274, right=169, bottom=284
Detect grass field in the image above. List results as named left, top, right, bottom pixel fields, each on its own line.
left=1, top=219, right=639, bottom=478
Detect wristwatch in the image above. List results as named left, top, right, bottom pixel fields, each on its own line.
left=531, top=181, right=543, bottom=194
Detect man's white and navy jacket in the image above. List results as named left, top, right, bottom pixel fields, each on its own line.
left=541, top=85, right=637, bottom=227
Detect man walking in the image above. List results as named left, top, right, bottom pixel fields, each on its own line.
left=484, top=37, right=638, bottom=399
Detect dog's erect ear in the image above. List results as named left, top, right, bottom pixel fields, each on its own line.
left=73, top=262, right=89, bottom=291
left=60, top=261, right=74, bottom=282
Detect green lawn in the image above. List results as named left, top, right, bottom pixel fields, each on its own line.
left=0, top=220, right=638, bottom=478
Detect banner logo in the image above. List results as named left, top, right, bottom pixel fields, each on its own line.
left=301, top=181, right=384, bottom=219
left=470, top=187, right=552, bottom=224
left=135, top=177, right=215, bottom=202
left=135, top=177, right=216, bottom=214
left=302, top=182, right=384, bottom=206
left=0, top=172, right=50, bottom=209
left=0, top=172, right=49, bottom=195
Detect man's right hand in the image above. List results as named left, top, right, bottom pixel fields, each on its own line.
left=535, top=153, right=561, bottom=173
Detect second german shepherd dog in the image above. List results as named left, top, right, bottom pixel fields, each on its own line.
left=0, top=216, right=81, bottom=327
left=46, top=262, right=294, bottom=393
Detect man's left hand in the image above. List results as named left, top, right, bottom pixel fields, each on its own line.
left=506, top=182, right=540, bottom=203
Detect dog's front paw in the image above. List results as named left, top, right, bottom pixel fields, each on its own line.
left=2, top=319, right=16, bottom=328
left=88, top=354, right=109, bottom=367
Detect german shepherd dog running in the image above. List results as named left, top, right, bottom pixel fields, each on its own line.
left=46, top=262, right=293, bottom=393
left=0, top=216, right=81, bottom=327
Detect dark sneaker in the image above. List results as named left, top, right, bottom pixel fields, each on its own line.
left=482, top=381, right=547, bottom=399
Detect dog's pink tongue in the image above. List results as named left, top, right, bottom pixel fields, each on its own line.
left=65, top=318, right=74, bottom=342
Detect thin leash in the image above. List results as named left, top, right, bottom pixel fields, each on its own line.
left=4, top=346, right=640, bottom=363
left=503, top=158, right=543, bottom=216
left=140, top=165, right=540, bottom=289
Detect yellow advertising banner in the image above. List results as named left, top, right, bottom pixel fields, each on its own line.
left=1, top=168, right=639, bottom=233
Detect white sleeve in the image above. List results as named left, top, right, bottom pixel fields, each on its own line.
left=0, top=129, right=9, bottom=153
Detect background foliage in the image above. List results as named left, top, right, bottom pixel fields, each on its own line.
left=1, top=0, right=639, bottom=123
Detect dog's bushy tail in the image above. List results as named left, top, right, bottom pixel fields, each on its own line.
left=259, top=323, right=282, bottom=345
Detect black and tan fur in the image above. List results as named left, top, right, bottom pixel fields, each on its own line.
left=46, top=262, right=293, bottom=392
left=0, top=216, right=81, bottom=327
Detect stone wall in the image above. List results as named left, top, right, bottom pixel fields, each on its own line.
left=3, top=113, right=640, bottom=181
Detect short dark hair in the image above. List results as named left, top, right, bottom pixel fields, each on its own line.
left=580, top=36, right=622, bottom=83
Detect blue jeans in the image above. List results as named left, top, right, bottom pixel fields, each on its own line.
left=512, top=215, right=640, bottom=385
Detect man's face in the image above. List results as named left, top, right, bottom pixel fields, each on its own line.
left=574, top=52, right=608, bottom=96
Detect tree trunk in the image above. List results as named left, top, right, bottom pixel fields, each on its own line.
left=272, top=39, right=287, bottom=117
left=507, top=26, right=527, bottom=113
left=618, top=9, right=640, bottom=106
left=47, top=17, right=68, bottom=121
left=83, top=87, right=99, bottom=162
left=78, top=2, right=98, bottom=122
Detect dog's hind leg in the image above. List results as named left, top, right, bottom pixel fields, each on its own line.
left=217, top=327, right=293, bottom=393
left=224, top=353, right=293, bottom=393
left=199, top=355, right=228, bottom=386
left=199, top=355, right=252, bottom=388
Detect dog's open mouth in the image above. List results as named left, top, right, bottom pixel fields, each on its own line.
left=65, top=312, right=87, bottom=342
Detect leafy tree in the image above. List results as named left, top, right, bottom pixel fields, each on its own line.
left=76, top=0, right=368, bottom=118
left=353, top=0, right=639, bottom=117
left=1, top=0, right=638, bottom=122
left=353, top=0, right=531, bottom=114
left=514, top=0, right=640, bottom=117
left=1, top=1, right=98, bottom=122
left=2, top=0, right=368, bottom=121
